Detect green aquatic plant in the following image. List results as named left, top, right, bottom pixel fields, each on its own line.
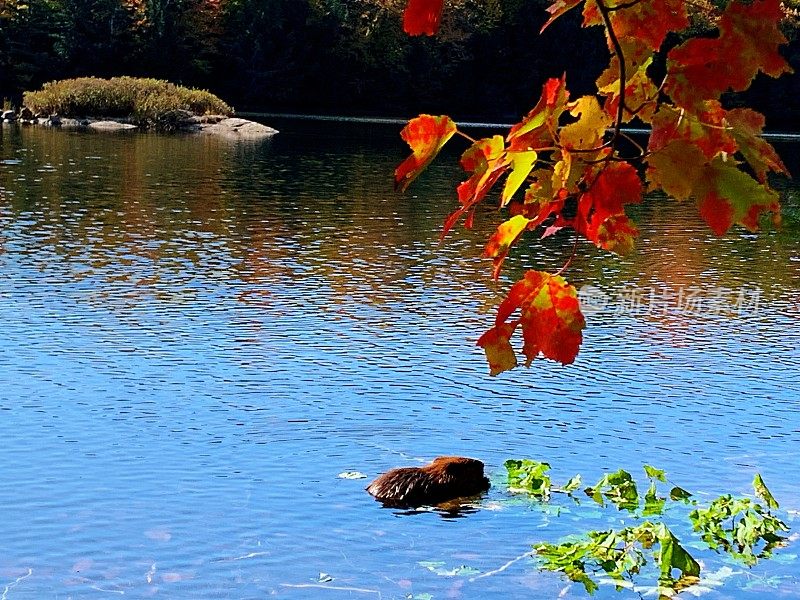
left=505, top=461, right=791, bottom=597
left=504, top=459, right=580, bottom=499
left=535, top=521, right=700, bottom=595
left=689, top=474, right=789, bottom=566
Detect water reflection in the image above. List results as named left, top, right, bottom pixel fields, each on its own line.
left=1, top=125, right=799, bottom=599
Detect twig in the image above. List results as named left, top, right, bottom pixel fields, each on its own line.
left=1, top=568, right=32, bottom=600
left=596, top=0, right=627, bottom=151
left=606, top=0, right=643, bottom=10
left=280, top=583, right=381, bottom=596
left=469, top=550, right=537, bottom=581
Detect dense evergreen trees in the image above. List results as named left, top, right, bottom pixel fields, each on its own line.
left=1, top=0, right=798, bottom=127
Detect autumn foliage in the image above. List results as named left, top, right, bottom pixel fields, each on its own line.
left=395, top=0, right=792, bottom=374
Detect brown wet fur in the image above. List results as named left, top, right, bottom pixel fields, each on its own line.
left=366, top=456, right=490, bottom=508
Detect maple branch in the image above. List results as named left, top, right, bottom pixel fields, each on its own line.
left=595, top=0, right=626, bottom=151
left=605, top=0, right=644, bottom=11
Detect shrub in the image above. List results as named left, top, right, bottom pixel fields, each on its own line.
left=22, top=77, right=233, bottom=124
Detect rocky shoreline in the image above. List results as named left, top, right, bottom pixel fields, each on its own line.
left=0, top=108, right=278, bottom=139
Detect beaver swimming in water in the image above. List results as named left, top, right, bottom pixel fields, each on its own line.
left=366, top=456, right=490, bottom=507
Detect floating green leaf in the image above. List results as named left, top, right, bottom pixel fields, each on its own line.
left=753, top=473, right=779, bottom=510
left=505, top=459, right=552, bottom=498
left=643, top=465, right=666, bottom=482
left=561, top=474, right=582, bottom=494
left=655, top=523, right=700, bottom=585
left=643, top=481, right=666, bottom=517
left=689, top=490, right=789, bottom=566
left=670, top=486, right=693, bottom=502
left=585, top=469, right=639, bottom=511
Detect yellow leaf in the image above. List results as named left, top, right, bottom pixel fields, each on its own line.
left=559, top=96, right=611, bottom=150
left=502, top=150, right=537, bottom=206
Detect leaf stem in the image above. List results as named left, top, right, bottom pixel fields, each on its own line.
left=555, top=231, right=579, bottom=277
left=456, top=129, right=477, bottom=144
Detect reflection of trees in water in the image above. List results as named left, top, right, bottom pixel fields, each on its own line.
left=0, top=128, right=489, bottom=318
left=2, top=127, right=798, bottom=329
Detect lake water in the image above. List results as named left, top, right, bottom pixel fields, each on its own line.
left=0, top=123, right=798, bottom=599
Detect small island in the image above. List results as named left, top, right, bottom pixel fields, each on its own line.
left=1, top=76, right=277, bottom=139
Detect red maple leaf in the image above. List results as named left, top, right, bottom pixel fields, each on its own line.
left=693, top=158, right=780, bottom=236
left=648, top=102, right=736, bottom=160
left=698, top=191, right=735, bottom=237
left=584, top=0, right=688, bottom=51
left=665, top=0, right=792, bottom=108
left=574, top=162, right=643, bottom=253
left=403, top=0, right=444, bottom=36
left=479, top=270, right=585, bottom=371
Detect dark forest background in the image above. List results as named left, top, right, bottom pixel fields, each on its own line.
left=1, top=0, right=799, bottom=128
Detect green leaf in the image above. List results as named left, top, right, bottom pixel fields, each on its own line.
left=585, top=470, right=639, bottom=511
left=562, top=474, right=582, bottom=493
left=505, top=459, right=552, bottom=498
left=656, top=523, right=700, bottom=583
left=643, top=465, right=666, bottom=482
left=643, top=482, right=666, bottom=516
left=669, top=486, right=693, bottom=502
left=534, top=541, right=599, bottom=594
left=753, top=473, right=779, bottom=510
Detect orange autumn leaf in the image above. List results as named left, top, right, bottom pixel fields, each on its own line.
left=478, top=270, right=585, bottom=372
left=646, top=139, right=708, bottom=201
left=476, top=321, right=519, bottom=376
left=600, top=0, right=688, bottom=51
left=507, top=75, right=570, bottom=153
left=394, top=114, right=457, bottom=192
left=648, top=102, right=736, bottom=160
left=403, top=0, right=444, bottom=36
left=443, top=135, right=508, bottom=236
left=484, top=215, right=532, bottom=280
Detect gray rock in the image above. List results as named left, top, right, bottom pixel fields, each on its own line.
left=198, top=117, right=278, bottom=139
left=19, top=107, right=33, bottom=120
left=56, top=118, right=89, bottom=128
left=87, top=120, right=137, bottom=131
left=196, top=114, right=226, bottom=124
left=2, top=110, right=17, bottom=122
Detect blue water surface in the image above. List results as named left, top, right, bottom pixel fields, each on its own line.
left=0, top=124, right=798, bottom=599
